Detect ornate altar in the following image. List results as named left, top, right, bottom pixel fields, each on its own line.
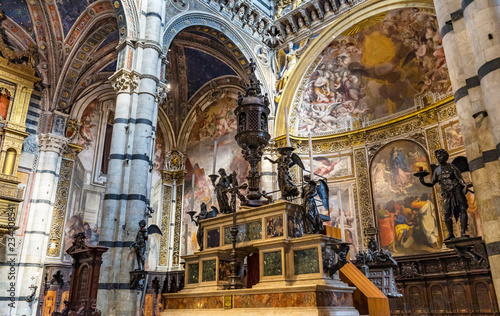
left=52, top=233, right=107, bottom=316
left=162, top=201, right=360, bottom=315
left=0, top=50, right=38, bottom=238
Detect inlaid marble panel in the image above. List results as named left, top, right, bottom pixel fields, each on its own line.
left=287, top=216, right=303, bottom=238
left=219, top=260, right=231, bottom=281
left=202, top=259, right=216, bottom=282
left=206, top=228, right=220, bottom=248
left=294, top=248, right=320, bottom=275
left=263, top=250, right=282, bottom=276
left=266, top=215, right=284, bottom=238
left=224, top=221, right=262, bottom=244
left=164, top=296, right=224, bottom=309
left=187, top=263, right=199, bottom=284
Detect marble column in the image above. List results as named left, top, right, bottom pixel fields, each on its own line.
left=435, top=0, right=500, bottom=305
left=97, top=0, right=165, bottom=314
left=0, top=134, right=68, bottom=316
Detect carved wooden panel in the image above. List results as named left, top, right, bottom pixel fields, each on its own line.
left=389, top=250, right=499, bottom=315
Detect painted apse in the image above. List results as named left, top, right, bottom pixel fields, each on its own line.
left=182, top=90, right=249, bottom=256
left=294, top=8, right=451, bottom=136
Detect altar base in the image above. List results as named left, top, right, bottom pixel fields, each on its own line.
left=163, top=284, right=359, bottom=315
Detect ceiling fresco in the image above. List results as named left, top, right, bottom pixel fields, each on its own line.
left=294, top=8, right=452, bottom=136
left=0, top=0, right=33, bottom=37
left=184, top=47, right=237, bottom=100
left=56, top=0, right=99, bottom=35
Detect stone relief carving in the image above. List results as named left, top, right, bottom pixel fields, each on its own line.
left=111, top=71, right=139, bottom=93
left=165, top=150, right=186, bottom=172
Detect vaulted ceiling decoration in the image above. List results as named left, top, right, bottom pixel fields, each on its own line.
left=0, top=0, right=119, bottom=114
left=162, top=26, right=250, bottom=137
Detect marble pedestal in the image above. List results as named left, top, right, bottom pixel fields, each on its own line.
left=162, top=201, right=360, bottom=315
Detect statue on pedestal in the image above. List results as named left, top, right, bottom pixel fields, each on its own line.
left=264, top=147, right=303, bottom=200
left=194, top=203, right=209, bottom=251
left=416, top=149, right=471, bottom=240
left=212, top=168, right=232, bottom=214
left=301, top=175, right=324, bottom=234
left=130, top=220, right=162, bottom=271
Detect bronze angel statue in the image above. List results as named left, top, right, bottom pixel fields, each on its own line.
left=129, top=220, right=162, bottom=271
left=416, top=150, right=474, bottom=240
left=302, top=174, right=330, bottom=234
left=264, top=147, right=304, bottom=200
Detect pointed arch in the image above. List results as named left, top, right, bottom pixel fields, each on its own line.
left=163, top=11, right=270, bottom=96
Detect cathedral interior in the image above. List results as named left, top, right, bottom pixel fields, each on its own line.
left=1, top=0, right=500, bottom=315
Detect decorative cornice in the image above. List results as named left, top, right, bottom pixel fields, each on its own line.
left=135, top=40, right=163, bottom=55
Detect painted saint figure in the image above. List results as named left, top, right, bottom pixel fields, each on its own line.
left=418, top=149, right=469, bottom=240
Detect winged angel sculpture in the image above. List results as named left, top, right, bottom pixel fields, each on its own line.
left=274, top=39, right=308, bottom=102
left=302, top=175, right=330, bottom=234
left=130, top=220, right=162, bottom=271
left=416, top=150, right=474, bottom=240
left=265, top=147, right=304, bottom=200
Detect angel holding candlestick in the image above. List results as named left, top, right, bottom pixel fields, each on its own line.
left=264, top=147, right=303, bottom=200
left=302, top=174, right=327, bottom=234
left=416, top=149, right=472, bottom=240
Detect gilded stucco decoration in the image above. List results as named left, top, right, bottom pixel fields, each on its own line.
left=159, top=184, right=173, bottom=266
left=46, top=144, right=82, bottom=257
left=354, top=148, right=374, bottom=231
left=165, top=150, right=186, bottom=172
left=172, top=183, right=184, bottom=266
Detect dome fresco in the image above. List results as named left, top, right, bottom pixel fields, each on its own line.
left=294, top=8, right=452, bottom=136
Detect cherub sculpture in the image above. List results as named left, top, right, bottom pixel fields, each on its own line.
left=130, top=220, right=162, bottom=271
left=417, top=149, right=472, bottom=240
left=265, top=147, right=304, bottom=200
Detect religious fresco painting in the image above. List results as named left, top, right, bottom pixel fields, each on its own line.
left=295, top=8, right=451, bottom=135
left=370, top=140, right=441, bottom=256
left=0, top=87, right=11, bottom=119
left=463, top=171, right=482, bottom=238
left=182, top=91, right=249, bottom=255
left=302, top=154, right=353, bottom=179
left=319, top=184, right=358, bottom=257
left=442, top=121, right=464, bottom=153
